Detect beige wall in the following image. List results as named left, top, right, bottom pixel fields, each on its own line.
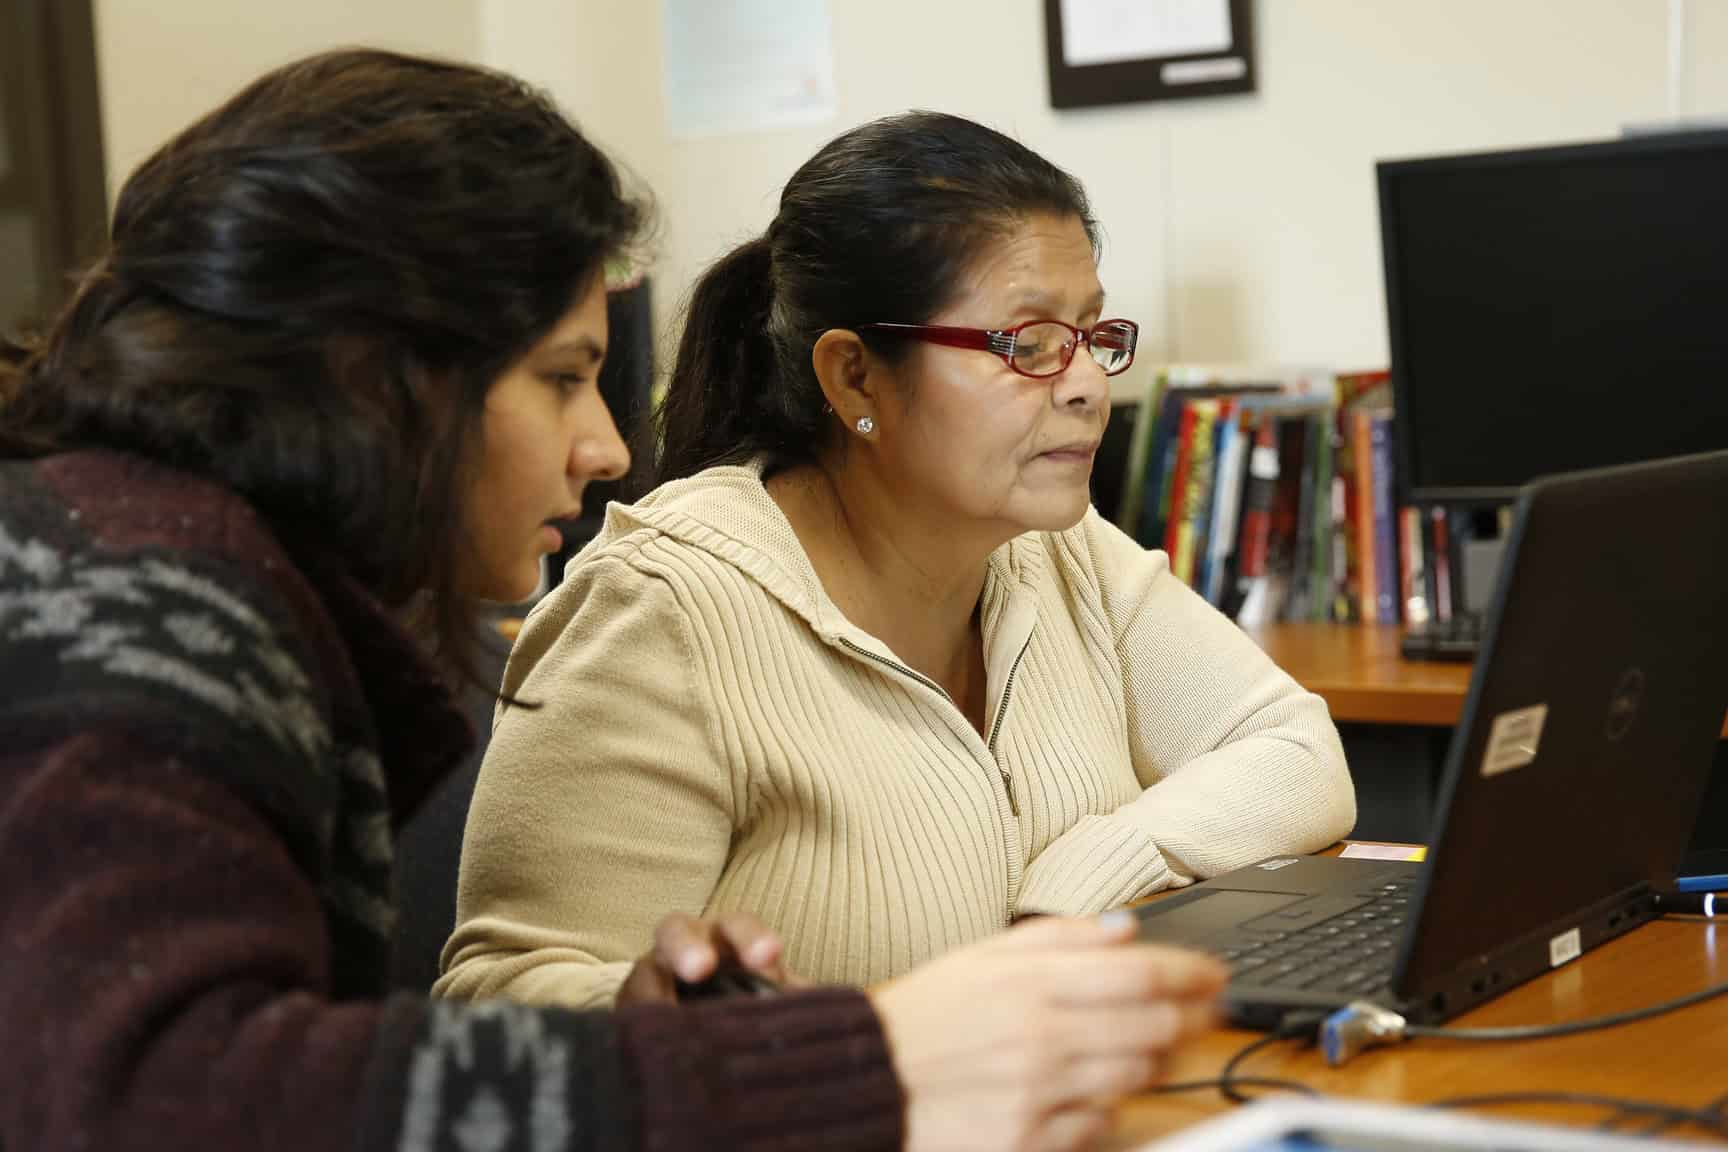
left=1692, top=0, right=1728, bottom=111
left=93, top=0, right=481, bottom=201
left=485, top=0, right=1728, bottom=386
left=93, top=2, right=1728, bottom=376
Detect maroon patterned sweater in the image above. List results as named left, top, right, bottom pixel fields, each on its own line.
left=0, top=450, right=903, bottom=1152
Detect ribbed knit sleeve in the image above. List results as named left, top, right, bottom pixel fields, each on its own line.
left=0, top=737, right=902, bottom=1152
left=1016, top=512, right=1357, bottom=914
left=360, top=988, right=903, bottom=1152
left=618, top=990, right=904, bottom=1151
left=437, top=551, right=736, bottom=1009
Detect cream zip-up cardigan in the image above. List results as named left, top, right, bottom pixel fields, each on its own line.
left=436, top=462, right=1355, bottom=1008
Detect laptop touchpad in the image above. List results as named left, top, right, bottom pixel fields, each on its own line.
left=1135, top=890, right=1301, bottom=945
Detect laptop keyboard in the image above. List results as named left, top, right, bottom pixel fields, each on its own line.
left=1219, top=879, right=1414, bottom=1001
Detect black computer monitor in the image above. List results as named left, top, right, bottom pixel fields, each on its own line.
left=1378, top=130, right=1728, bottom=506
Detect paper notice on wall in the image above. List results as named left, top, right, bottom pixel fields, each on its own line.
left=662, top=0, right=837, bottom=138
left=1059, top=0, right=1232, bottom=68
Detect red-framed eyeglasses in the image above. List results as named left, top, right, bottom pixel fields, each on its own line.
left=858, top=317, right=1139, bottom=379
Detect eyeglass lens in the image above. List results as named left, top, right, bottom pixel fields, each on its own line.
left=1011, top=321, right=1136, bottom=377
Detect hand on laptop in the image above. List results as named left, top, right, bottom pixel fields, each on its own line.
left=870, top=913, right=1226, bottom=1152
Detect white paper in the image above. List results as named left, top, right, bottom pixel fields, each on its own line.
left=662, top=0, right=837, bottom=139
left=1060, top=0, right=1232, bottom=68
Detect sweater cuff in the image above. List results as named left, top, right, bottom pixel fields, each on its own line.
left=354, top=993, right=634, bottom=1152
left=618, top=987, right=904, bottom=1152
left=1017, top=815, right=1174, bottom=916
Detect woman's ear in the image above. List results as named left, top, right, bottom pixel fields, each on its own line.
left=811, top=329, right=878, bottom=435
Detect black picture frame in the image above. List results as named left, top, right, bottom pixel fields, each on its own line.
left=1044, top=0, right=1256, bottom=109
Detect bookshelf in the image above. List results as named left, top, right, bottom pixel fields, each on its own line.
left=1101, top=369, right=1419, bottom=632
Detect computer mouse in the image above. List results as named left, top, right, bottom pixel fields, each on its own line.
left=673, top=967, right=782, bottom=1002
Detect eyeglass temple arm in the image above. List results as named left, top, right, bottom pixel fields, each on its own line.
left=859, top=323, right=1004, bottom=353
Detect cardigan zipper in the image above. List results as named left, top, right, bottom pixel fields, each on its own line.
left=984, top=637, right=1033, bottom=817
left=835, top=635, right=1020, bottom=815
left=835, top=636, right=950, bottom=701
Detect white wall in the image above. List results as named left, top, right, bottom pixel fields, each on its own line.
left=92, top=2, right=1728, bottom=378
left=1691, top=0, right=1728, bottom=111
left=93, top=0, right=481, bottom=202
left=1157, top=1, right=1694, bottom=366
left=484, top=0, right=1728, bottom=387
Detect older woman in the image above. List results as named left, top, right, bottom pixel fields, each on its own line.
left=441, top=110, right=1354, bottom=1007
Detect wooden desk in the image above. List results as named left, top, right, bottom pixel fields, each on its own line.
left=1112, top=850, right=1728, bottom=1147
left=1247, top=622, right=1728, bottom=740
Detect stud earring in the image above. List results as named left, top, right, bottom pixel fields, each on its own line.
left=855, top=416, right=875, bottom=435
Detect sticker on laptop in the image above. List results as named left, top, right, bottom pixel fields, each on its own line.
left=1549, top=926, right=1582, bottom=968
left=1481, top=704, right=1549, bottom=778
left=1257, top=858, right=1300, bottom=871
left=1340, top=843, right=1427, bottom=862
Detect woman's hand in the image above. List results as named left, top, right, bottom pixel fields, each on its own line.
left=869, top=912, right=1226, bottom=1152
left=616, top=911, right=796, bottom=1005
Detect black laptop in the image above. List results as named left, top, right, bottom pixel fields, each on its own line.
left=1134, top=450, right=1728, bottom=1030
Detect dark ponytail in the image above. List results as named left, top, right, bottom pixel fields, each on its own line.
left=655, top=236, right=823, bottom=480
left=654, top=111, right=1098, bottom=486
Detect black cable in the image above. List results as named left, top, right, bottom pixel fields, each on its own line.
left=1217, top=1032, right=1297, bottom=1104
left=1146, top=995, right=1728, bottom=1140
left=1624, top=1086, right=1728, bottom=1138
left=1144, top=1012, right=1323, bottom=1105
left=1427, top=1090, right=1728, bottom=1139
left=1143, top=1075, right=1320, bottom=1100
left=1332, top=972, right=1728, bottom=1137
left=1402, top=976, right=1728, bottom=1043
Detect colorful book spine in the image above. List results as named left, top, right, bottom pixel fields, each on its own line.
left=1161, top=401, right=1201, bottom=558
left=1399, top=506, right=1431, bottom=626
left=1430, top=507, right=1453, bottom=623
left=1236, top=419, right=1279, bottom=583
left=1369, top=413, right=1398, bottom=623
left=1310, top=415, right=1334, bottom=622
left=1115, top=372, right=1167, bottom=534
left=1138, top=389, right=1188, bottom=546
left=1172, top=401, right=1220, bottom=585
left=1287, top=416, right=1319, bottom=621
left=1352, top=407, right=1378, bottom=622
left=1201, top=403, right=1246, bottom=604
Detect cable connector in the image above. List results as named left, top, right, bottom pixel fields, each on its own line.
left=1320, top=1000, right=1408, bottom=1066
left=1655, top=890, right=1721, bottom=918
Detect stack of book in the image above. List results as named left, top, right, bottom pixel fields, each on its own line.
left=1114, top=368, right=1458, bottom=630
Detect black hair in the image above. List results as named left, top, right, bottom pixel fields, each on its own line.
left=654, top=110, right=1097, bottom=485
left=0, top=49, right=644, bottom=684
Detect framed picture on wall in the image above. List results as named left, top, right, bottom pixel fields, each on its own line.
left=1044, top=0, right=1256, bottom=109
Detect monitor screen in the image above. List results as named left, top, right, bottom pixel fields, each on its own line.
left=1378, top=131, right=1728, bottom=504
